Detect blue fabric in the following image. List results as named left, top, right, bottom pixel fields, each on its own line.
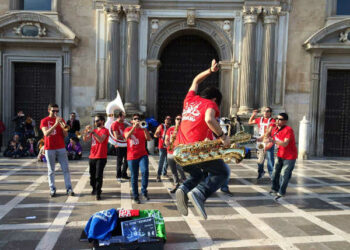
left=128, top=155, right=149, bottom=199
left=271, top=157, right=296, bottom=195
left=181, top=159, right=230, bottom=199
left=157, top=148, right=168, bottom=176
left=84, top=208, right=118, bottom=241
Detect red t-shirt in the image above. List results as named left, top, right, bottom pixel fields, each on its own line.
left=111, top=121, right=127, bottom=147
left=40, top=117, right=66, bottom=150
left=124, top=127, right=148, bottom=160
left=174, top=91, right=220, bottom=146
left=271, top=125, right=297, bottom=160
left=157, top=124, right=170, bottom=149
left=89, top=127, right=109, bottom=159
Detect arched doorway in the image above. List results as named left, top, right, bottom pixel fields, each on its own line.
left=157, top=35, right=219, bottom=121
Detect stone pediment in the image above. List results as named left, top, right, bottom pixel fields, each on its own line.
left=304, top=18, right=350, bottom=51
left=0, top=12, right=78, bottom=46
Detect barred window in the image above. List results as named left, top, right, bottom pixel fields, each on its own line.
left=19, top=0, right=52, bottom=11
left=337, top=0, right=350, bottom=15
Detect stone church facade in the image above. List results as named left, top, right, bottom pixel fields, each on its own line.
left=0, top=0, right=349, bottom=157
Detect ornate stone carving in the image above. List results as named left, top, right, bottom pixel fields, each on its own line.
left=339, top=28, right=350, bottom=43
left=103, top=4, right=122, bottom=21
left=242, top=6, right=262, bottom=24
left=187, top=8, right=195, bottom=26
left=151, top=19, right=159, bottom=33
left=262, top=7, right=281, bottom=23
left=223, top=20, right=231, bottom=32
left=13, top=22, right=46, bottom=37
left=125, top=5, right=140, bottom=22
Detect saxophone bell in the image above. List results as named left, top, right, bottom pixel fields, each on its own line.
left=140, top=121, right=148, bottom=129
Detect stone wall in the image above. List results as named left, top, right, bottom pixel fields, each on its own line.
left=0, top=2, right=9, bottom=15
left=60, top=0, right=97, bottom=126
left=285, top=0, right=327, bottom=135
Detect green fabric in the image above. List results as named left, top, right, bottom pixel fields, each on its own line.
left=133, top=210, right=166, bottom=240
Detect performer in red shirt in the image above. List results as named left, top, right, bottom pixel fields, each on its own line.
left=40, top=104, right=74, bottom=197
left=111, top=111, right=130, bottom=181
left=154, top=115, right=172, bottom=182
left=174, top=59, right=230, bottom=220
left=248, top=107, right=276, bottom=179
left=267, top=113, right=297, bottom=200
left=164, top=115, right=186, bottom=193
left=83, top=115, right=109, bottom=200
left=124, top=114, right=152, bottom=204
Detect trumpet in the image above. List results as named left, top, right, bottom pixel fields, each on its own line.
left=140, top=121, right=148, bottom=129
left=59, top=121, right=70, bottom=131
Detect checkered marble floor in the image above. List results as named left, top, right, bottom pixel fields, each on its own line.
left=0, top=155, right=350, bottom=250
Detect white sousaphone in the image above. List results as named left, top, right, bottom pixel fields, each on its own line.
left=105, top=91, right=126, bottom=146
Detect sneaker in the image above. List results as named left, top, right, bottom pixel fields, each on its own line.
left=221, top=189, right=234, bottom=197
left=274, top=193, right=283, bottom=201
left=257, top=171, right=265, bottom=180
left=67, top=189, right=75, bottom=196
left=91, top=189, right=96, bottom=195
left=142, top=194, right=150, bottom=201
left=170, top=183, right=180, bottom=194
left=134, top=197, right=141, bottom=204
left=96, top=194, right=101, bottom=200
left=269, top=189, right=277, bottom=196
left=175, top=188, right=188, bottom=216
left=50, top=189, right=56, bottom=197
left=122, top=175, right=130, bottom=180
left=156, top=176, right=161, bottom=182
left=188, top=189, right=207, bottom=220
left=116, top=178, right=122, bottom=183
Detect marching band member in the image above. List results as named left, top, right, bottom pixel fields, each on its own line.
left=248, top=107, right=276, bottom=179
left=124, top=114, right=152, bottom=204
left=267, top=113, right=297, bottom=200
left=174, top=59, right=230, bottom=220
left=40, top=104, right=74, bottom=197
left=83, top=115, right=109, bottom=200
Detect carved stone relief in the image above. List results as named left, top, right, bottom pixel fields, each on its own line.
left=13, top=22, right=46, bottom=37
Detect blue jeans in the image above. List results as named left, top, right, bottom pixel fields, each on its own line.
left=180, top=159, right=230, bottom=199
left=128, top=155, right=149, bottom=199
left=157, top=148, right=168, bottom=176
left=45, top=148, right=72, bottom=191
left=271, top=157, right=296, bottom=196
left=206, top=163, right=231, bottom=192
left=258, top=145, right=275, bottom=177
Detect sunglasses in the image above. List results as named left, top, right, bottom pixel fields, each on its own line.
left=52, top=110, right=59, bottom=113
left=133, top=117, right=140, bottom=120
left=176, top=118, right=182, bottom=121
left=94, top=119, right=101, bottom=123
left=277, top=118, right=285, bottom=121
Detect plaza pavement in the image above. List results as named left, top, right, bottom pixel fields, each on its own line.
left=0, top=155, right=350, bottom=250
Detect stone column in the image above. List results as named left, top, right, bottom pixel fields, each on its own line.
left=238, top=6, right=261, bottom=114
left=219, top=61, right=233, bottom=116
left=309, top=51, right=322, bottom=156
left=62, top=46, right=71, bottom=120
left=260, top=7, right=279, bottom=109
left=104, top=4, right=122, bottom=100
left=147, top=60, right=161, bottom=117
left=124, top=5, right=140, bottom=113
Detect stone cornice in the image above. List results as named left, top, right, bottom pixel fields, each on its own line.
left=262, top=6, right=282, bottom=16
left=125, top=5, right=141, bottom=22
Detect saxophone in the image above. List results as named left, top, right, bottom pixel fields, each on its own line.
left=173, top=131, right=252, bottom=167
left=168, top=124, right=179, bottom=152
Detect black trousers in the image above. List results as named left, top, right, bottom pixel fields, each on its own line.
left=116, top=147, right=128, bottom=178
left=89, top=158, right=107, bottom=194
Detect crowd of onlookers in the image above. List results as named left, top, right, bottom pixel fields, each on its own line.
left=0, top=110, right=82, bottom=161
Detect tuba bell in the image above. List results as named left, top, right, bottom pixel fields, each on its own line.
left=105, top=91, right=126, bottom=146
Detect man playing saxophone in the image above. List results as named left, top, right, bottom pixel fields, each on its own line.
left=174, top=59, right=230, bottom=220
